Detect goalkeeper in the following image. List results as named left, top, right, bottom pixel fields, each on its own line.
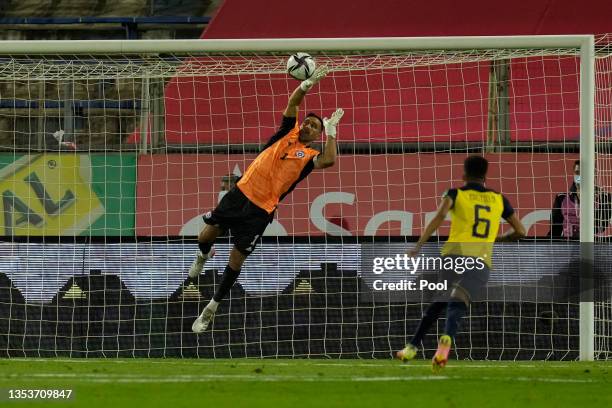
left=189, top=66, right=344, bottom=333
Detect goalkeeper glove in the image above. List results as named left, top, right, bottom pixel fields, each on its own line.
left=300, top=65, right=329, bottom=92
left=323, top=108, right=344, bottom=138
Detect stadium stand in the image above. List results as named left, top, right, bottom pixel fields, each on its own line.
left=0, top=0, right=218, bottom=150
left=0, top=17, right=210, bottom=39
left=2, top=0, right=611, bottom=149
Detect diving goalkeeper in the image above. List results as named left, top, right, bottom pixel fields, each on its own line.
left=189, top=66, right=344, bottom=333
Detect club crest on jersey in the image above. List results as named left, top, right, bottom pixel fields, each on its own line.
left=295, top=150, right=305, bottom=158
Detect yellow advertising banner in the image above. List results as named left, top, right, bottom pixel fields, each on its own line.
left=0, top=154, right=104, bottom=236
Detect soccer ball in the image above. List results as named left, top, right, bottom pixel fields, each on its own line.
left=287, top=52, right=316, bottom=81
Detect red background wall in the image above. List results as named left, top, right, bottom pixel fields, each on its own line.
left=135, top=1, right=612, bottom=238
left=136, top=153, right=585, bottom=237
left=204, top=0, right=612, bottom=38
left=156, top=0, right=612, bottom=145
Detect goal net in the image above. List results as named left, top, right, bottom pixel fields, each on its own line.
left=0, top=37, right=609, bottom=360
left=595, top=34, right=612, bottom=360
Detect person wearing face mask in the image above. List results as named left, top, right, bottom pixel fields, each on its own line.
left=548, top=160, right=612, bottom=239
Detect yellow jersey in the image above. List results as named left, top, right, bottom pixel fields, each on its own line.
left=441, top=182, right=514, bottom=266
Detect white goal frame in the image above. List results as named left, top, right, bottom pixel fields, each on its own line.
left=0, top=35, right=596, bottom=361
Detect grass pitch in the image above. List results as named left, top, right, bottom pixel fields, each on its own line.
left=0, top=358, right=609, bottom=407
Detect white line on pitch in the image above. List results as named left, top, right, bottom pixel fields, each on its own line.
left=8, top=359, right=546, bottom=369
left=13, top=359, right=542, bottom=369
left=5, top=373, right=446, bottom=382
left=310, top=363, right=534, bottom=368
left=3, top=373, right=595, bottom=384
left=22, top=358, right=130, bottom=364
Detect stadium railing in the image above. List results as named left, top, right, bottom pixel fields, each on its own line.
left=0, top=16, right=211, bottom=39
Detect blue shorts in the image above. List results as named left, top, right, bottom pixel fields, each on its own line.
left=437, top=255, right=490, bottom=301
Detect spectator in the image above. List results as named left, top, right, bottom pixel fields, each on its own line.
left=549, top=160, right=612, bottom=239
left=53, top=130, right=77, bottom=150
left=42, top=130, right=76, bottom=151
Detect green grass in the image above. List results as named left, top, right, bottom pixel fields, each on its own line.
left=0, top=358, right=609, bottom=407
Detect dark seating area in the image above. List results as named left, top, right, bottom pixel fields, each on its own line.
left=0, top=0, right=217, bottom=150
left=0, top=16, right=210, bottom=39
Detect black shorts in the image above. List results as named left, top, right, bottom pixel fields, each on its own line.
left=203, top=187, right=272, bottom=256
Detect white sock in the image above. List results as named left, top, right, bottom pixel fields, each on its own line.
left=206, top=299, right=219, bottom=312
left=201, top=246, right=214, bottom=259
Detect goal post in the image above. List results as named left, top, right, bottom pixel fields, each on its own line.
left=0, top=35, right=603, bottom=360
left=579, top=35, right=595, bottom=362
left=0, top=36, right=597, bottom=53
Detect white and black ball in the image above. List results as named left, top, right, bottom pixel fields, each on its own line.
left=287, top=52, right=316, bottom=81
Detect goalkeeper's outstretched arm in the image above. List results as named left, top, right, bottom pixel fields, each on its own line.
left=284, top=66, right=329, bottom=117
left=315, top=108, right=344, bottom=169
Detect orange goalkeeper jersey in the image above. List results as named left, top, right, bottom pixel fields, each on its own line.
left=237, top=116, right=319, bottom=213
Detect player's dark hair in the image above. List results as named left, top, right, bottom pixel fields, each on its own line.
left=574, top=160, right=580, bottom=167
left=305, top=112, right=324, bottom=131
left=464, top=155, right=488, bottom=181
